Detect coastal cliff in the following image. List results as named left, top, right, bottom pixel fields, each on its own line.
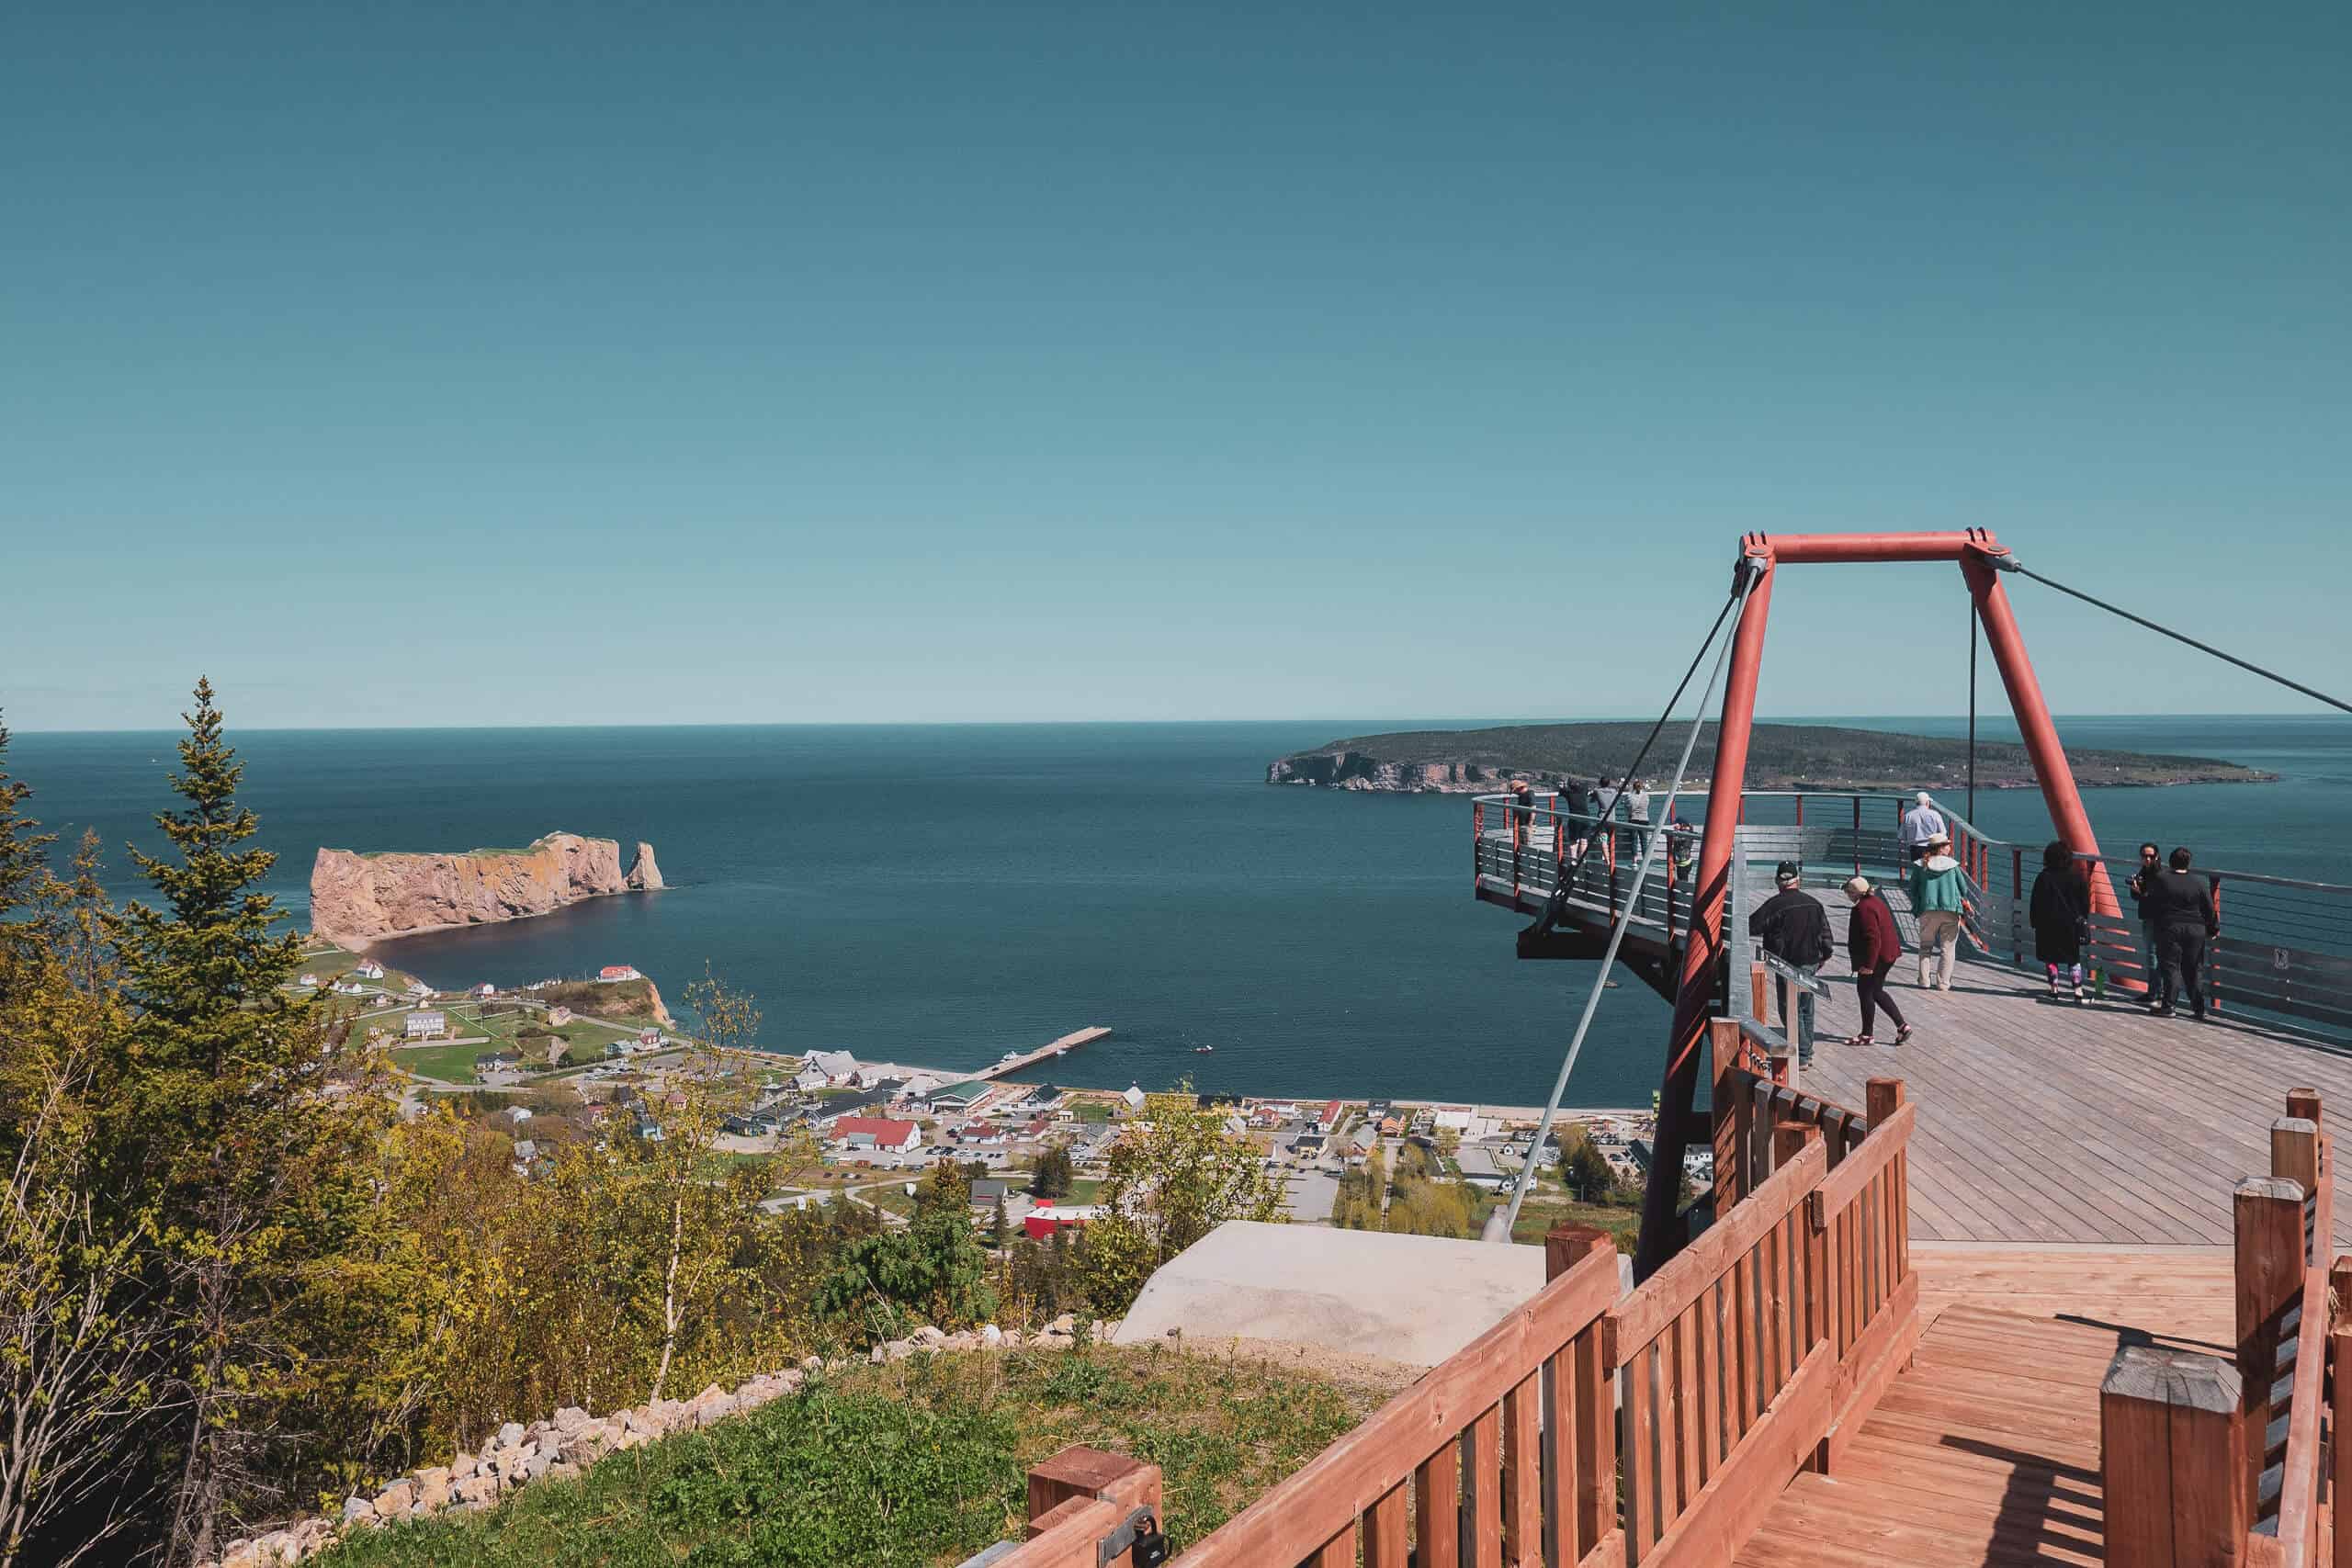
left=311, top=832, right=662, bottom=947
left=1270, top=722, right=2277, bottom=795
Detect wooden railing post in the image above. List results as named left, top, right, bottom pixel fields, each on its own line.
left=1776, top=1122, right=1829, bottom=1361
left=2273, top=1114, right=2321, bottom=1268
left=1544, top=1224, right=1615, bottom=1563
left=1867, top=1079, right=1908, bottom=1285
left=2235, top=1177, right=2304, bottom=1528
left=1013, top=1447, right=1166, bottom=1568
left=1711, top=1019, right=1751, bottom=1213
left=2333, top=1257, right=2352, bottom=1568
left=2099, top=1345, right=2247, bottom=1568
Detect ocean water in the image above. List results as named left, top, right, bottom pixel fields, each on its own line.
left=11, top=716, right=2348, bottom=1107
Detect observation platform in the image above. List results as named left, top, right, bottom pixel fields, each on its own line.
left=1476, top=788, right=2352, bottom=1249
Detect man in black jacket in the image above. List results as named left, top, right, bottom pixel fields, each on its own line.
left=2141, top=846, right=2221, bottom=1020
left=1749, top=862, right=1835, bottom=1066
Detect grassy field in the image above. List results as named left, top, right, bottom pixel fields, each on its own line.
left=1498, top=1194, right=1645, bottom=1253
left=290, top=942, right=423, bottom=996
left=391, top=1041, right=505, bottom=1086
left=315, top=1342, right=1384, bottom=1567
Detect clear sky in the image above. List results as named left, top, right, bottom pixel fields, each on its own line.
left=5, top=2, right=2346, bottom=731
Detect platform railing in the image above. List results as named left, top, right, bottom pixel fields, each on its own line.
left=1007, top=1067, right=1918, bottom=1568
left=1476, top=787, right=2352, bottom=1035
left=2099, top=1089, right=2341, bottom=1568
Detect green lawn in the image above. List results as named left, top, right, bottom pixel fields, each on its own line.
left=1498, top=1196, right=1644, bottom=1253
left=1070, top=1101, right=1114, bottom=1122
left=313, top=1342, right=1388, bottom=1568
left=392, top=1041, right=508, bottom=1086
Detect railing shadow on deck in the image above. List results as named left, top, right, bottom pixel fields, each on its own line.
left=993, top=1064, right=1920, bottom=1568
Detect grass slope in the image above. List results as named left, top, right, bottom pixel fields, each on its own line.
left=316, top=1344, right=1384, bottom=1567
left=1284, top=720, right=2269, bottom=789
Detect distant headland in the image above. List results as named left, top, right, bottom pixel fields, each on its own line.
left=1266, top=722, right=2278, bottom=795
left=310, top=832, right=663, bottom=948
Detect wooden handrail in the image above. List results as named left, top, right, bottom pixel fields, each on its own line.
left=2265, top=1262, right=2327, bottom=1567
left=1807, top=1102, right=1914, bottom=1222
left=1605, top=1139, right=1826, bottom=1367
left=1170, top=1236, right=1621, bottom=1567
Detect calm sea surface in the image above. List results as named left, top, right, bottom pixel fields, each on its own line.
left=12, top=716, right=2349, bottom=1107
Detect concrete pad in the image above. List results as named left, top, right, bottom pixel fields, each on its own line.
left=1111, top=1220, right=1576, bottom=1368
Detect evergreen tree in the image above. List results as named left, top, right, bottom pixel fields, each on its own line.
left=108, top=680, right=393, bottom=1563
left=0, top=714, right=59, bottom=999
left=1029, top=1145, right=1074, bottom=1200
left=991, top=1194, right=1010, bottom=1246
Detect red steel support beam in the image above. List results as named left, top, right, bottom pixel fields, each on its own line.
left=1635, top=540, right=1776, bottom=1280
left=1957, top=549, right=2121, bottom=921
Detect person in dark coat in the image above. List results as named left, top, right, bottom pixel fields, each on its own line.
left=2140, top=846, right=2220, bottom=1019
left=1840, top=875, right=1911, bottom=1047
left=1750, top=861, right=1834, bottom=1065
left=2029, top=839, right=2091, bottom=1003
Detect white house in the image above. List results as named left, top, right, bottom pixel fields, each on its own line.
left=354, top=961, right=385, bottom=980
left=474, top=983, right=497, bottom=999
left=792, top=1067, right=830, bottom=1093
left=405, top=979, right=432, bottom=998
left=298, top=974, right=322, bottom=988
left=598, top=964, right=642, bottom=982
left=827, top=1117, right=922, bottom=1155
left=405, top=1010, right=448, bottom=1040
left=508, top=1106, right=533, bottom=1124
left=807, top=1050, right=858, bottom=1085
left=1122, top=1084, right=1147, bottom=1111
left=1430, top=1105, right=1476, bottom=1133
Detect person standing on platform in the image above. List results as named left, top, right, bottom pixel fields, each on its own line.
left=1508, top=777, right=1535, bottom=848
left=1750, top=862, right=1835, bottom=1066
left=1906, top=830, right=1970, bottom=991
left=2029, top=839, right=2091, bottom=1003
left=2141, top=847, right=2220, bottom=1020
left=1841, top=875, right=1912, bottom=1047
left=2126, top=840, right=2163, bottom=993
left=1897, top=791, right=1947, bottom=865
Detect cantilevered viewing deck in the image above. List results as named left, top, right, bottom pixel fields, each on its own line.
left=1476, top=788, right=2352, bottom=1248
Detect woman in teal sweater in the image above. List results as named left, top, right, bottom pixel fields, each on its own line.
left=1906, top=832, right=1971, bottom=991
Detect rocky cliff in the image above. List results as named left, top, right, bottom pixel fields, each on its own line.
left=1267, top=750, right=1576, bottom=794
left=627, top=841, right=664, bottom=890
left=311, top=832, right=661, bottom=947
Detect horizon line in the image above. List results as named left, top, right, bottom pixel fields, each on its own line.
left=9, top=710, right=2343, bottom=738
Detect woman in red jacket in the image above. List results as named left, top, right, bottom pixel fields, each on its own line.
left=1841, top=875, right=1913, bottom=1047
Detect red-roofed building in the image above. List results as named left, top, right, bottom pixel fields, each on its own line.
left=598, top=964, right=641, bottom=982
left=1023, top=1203, right=1102, bottom=1240
left=1318, top=1100, right=1342, bottom=1132
left=828, top=1117, right=922, bottom=1154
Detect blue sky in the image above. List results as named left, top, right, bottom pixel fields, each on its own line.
left=5, top=2, right=2346, bottom=731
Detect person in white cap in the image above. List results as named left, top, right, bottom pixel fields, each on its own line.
left=1897, top=791, right=1947, bottom=866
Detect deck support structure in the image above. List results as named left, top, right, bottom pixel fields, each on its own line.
left=1635, top=528, right=2113, bottom=1280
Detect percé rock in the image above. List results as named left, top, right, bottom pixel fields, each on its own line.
left=626, top=841, right=665, bottom=891
left=309, top=832, right=660, bottom=947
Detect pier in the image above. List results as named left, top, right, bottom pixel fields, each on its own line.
left=966, top=1025, right=1112, bottom=1084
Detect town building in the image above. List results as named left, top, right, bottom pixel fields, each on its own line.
left=806, top=1049, right=858, bottom=1085
left=829, top=1117, right=922, bottom=1155
left=597, top=965, right=641, bottom=982
left=925, top=1081, right=992, bottom=1114
left=1023, top=1203, right=1102, bottom=1240
left=405, top=1010, right=447, bottom=1039
left=354, top=961, right=385, bottom=980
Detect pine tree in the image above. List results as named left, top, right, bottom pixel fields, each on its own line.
left=0, top=714, right=59, bottom=999
left=109, top=679, right=391, bottom=1564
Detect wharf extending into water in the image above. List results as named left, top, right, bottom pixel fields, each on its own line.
left=963, top=1025, right=1112, bottom=1084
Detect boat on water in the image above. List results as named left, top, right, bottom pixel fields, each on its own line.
left=1193, top=1044, right=1215, bottom=1054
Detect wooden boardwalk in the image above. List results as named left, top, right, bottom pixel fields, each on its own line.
left=1786, top=941, right=2352, bottom=1247
left=1736, top=1246, right=2238, bottom=1568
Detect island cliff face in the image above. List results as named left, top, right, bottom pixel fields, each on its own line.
left=311, top=832, right=663, bottom=947
left=1267, top=752, right=1572, bottom=794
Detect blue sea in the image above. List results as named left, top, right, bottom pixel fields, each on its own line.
left=11, top=716, right=2349, bottom=1107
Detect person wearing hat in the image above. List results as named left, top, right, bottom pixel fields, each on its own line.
left=1906, top=830, right=1971, bottom=991
left=1841, top=875, right=1911, bottom=1046
left=1748, top=861, right=1834, bottom=1065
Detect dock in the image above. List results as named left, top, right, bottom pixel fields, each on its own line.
left=966, top=1025, right=1111, bottom=1084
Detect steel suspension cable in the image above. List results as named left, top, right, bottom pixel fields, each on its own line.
left=2002, top=560, right=2352, bottom=716
left=1493, top=567, right=1757, bottom=1243
left=1535, top=584, right=1747, bottom=934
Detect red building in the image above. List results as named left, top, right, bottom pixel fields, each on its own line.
left=1023, top=1203, right=1103, bottom=1240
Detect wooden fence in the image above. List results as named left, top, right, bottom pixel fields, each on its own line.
left=1001, top=1061, right=1918, bottom=1568
left=2100, top=1089, right=2346, bottom=1568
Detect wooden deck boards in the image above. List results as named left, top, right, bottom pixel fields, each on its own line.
left=1758, top=940, right=2352, bottom=1247
left=1735, top=1308, right=2117, bottom=1567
